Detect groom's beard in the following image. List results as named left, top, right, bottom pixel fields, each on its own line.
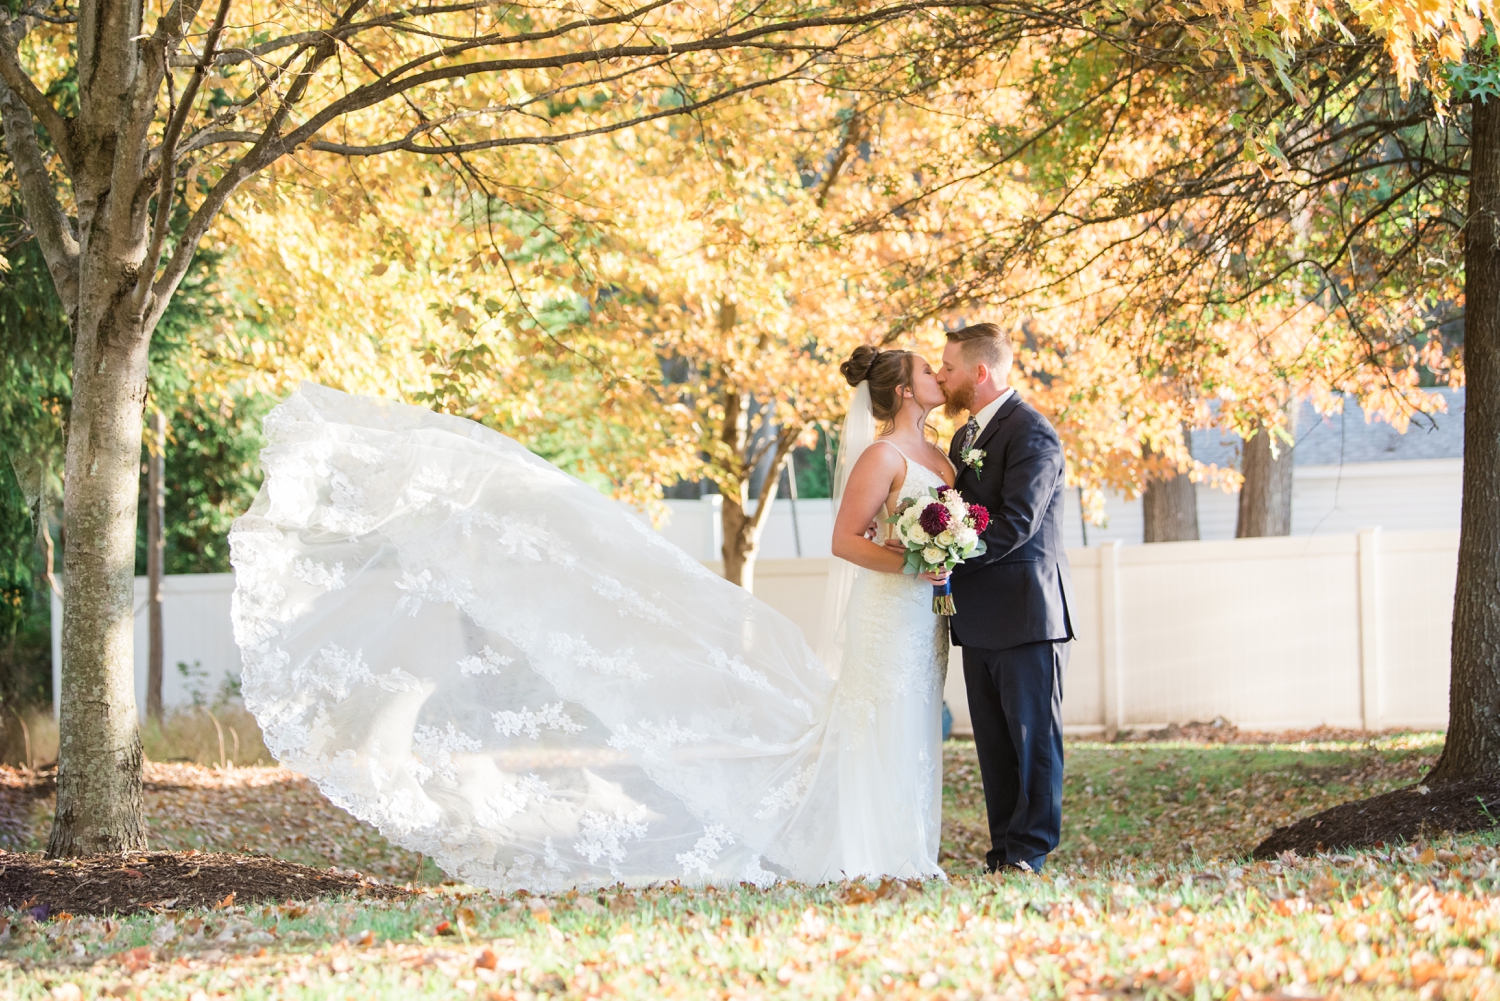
left=943, top=382, right=975, bottom=420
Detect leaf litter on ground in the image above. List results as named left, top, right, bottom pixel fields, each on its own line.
left=3, top=729, right=1499, bottom=1000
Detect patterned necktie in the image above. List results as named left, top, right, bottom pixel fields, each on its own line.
left=959, top=417, right=980, bottom=455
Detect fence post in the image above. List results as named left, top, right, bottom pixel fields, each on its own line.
left=1100, top=540, right=1125, bottom=731
left=1357, top=527, right=1383, bottom=730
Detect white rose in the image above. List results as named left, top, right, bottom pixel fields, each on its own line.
left=922, top=546, right=945, bottom=565
left=956, top=527, right=978, bottom=548
left=909, top=525, right=930, bottom=544
left=945, top=497, right=966, bottom=517
left=936, top=530, right=955, bottom=547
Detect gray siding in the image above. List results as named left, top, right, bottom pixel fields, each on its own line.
left=1191, top=388, right=1465, bottom=468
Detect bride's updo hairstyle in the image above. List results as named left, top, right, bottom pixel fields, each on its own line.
left=839, top=345, right=916, bottom=424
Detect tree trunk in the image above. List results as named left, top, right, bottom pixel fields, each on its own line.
left=1430, top=95, right=1500, bottom=783
left=1141, top=438, right=1199, bottom=543
left=1236, top=408, right=1296, bottom=538
left=146, top=408, right=165, bottom=723
left=720, top=496, right=758, bottom=592
left=47, top=301, right=151, bottom=857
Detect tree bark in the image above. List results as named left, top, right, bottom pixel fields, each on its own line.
left=146, top=407, right=165, bottom=723
left=720, top=495, right=757, bottom=591
left=1141, top=438, right=1199, bottom=543
left=717, top=411, right=796, bottom=592
left=47, top=302, right=151, bottom=857
left=1430, top=94, right=1500, bottom=783
left=1236, top=408, right=1296, bottom=538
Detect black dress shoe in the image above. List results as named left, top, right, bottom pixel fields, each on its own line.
left=986, top=859, right=1035, bottom=875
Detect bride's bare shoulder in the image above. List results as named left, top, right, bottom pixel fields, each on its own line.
left=846, top=439, right=904, bottom=484
left=852, top=439, right=904, bottom=471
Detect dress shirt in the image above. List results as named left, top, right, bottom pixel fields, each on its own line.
left=968, top=386, right=1016, bottom=435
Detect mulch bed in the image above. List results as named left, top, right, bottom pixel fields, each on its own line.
left=1253, top=777, right=1500, bottom=858
left=0, top=850, right=407, bottom=917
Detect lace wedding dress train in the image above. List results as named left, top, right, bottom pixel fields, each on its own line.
left=230, top=384, right=947, bottom=891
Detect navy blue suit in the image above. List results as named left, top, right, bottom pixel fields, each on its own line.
left=948, top=392, right=1075, bottom=871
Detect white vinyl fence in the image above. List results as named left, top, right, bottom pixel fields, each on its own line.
left=718, top=529, right=1456, bottom=735
left=53, top=531, right=1456, bottom=733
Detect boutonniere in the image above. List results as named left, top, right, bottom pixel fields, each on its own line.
left=960, top=447, right=986, bottom=478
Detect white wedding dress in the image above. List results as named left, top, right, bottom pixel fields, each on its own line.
left=230, top=383, right=948, bottom=891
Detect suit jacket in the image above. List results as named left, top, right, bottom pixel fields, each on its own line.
left=947, top=392, right=1076, bottom=651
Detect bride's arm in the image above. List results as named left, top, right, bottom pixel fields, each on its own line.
left=830, top=446, right=909, bottom=573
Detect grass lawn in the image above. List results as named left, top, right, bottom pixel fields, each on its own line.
left=3, top=729, right=1498, bottom=1000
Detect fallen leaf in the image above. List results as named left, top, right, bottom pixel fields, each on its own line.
left=475, top=947, right=498, bottom=970
left=838, top=884, right=876, bottom=905
left=116, top=946, right=154, bottom=972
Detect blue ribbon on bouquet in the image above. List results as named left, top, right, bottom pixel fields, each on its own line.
left=933, top=577, right=955, bottom=615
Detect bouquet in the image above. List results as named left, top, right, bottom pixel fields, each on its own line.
left=888, top=486, right=990, bottom=614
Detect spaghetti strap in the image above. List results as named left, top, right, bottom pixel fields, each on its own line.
left=872, top=439, right=911, bottom=462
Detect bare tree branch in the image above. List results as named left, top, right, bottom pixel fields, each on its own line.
left=0, top=49, right=78, bottom=313
left=0, top=14, right=76, bottom=173
left=134, top=0, right=232, bottom=314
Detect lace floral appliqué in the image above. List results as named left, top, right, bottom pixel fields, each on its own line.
left=677, top=825, right=734, bottom=878
left=574, top=806, right=649, bottom=875
left=458, top=646, right=513, bottom=675
left=410, top=723, right=483, bottom=784
left=607, top=719, right=708, bottom=760
left=754, top=765, right=816, bottom=819
left=492, top=703, right=586, bottom=740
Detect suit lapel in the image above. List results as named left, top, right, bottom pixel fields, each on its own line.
left=971, top=391, right=1023, bottom=454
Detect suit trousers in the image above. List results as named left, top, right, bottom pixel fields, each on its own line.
left=962, top=639, right=1068, bottom=871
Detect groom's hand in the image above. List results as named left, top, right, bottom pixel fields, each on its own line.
left=863, top=520, right=881, bottom=541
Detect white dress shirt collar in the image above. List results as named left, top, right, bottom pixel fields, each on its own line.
left=970, top=386, right=1016, bottom=432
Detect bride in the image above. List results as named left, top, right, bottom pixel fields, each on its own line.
left=230, top=346, right=955, bottom=890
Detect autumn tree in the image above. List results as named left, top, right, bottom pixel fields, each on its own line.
left=841, top=1, right=1493, bottom=770
left=0, top=0, right=1040, bottom=855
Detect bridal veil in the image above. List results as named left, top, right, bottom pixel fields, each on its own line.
left=230, top=383, right=880, bottom=891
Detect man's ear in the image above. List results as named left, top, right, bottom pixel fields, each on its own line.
left=974, top=361, right=991, bottom=386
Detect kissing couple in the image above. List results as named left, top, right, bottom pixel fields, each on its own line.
left=230, top=323, right=1074, bottom=889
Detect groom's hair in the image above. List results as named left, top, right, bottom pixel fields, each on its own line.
left=946, top=322, right=1014, bottom=374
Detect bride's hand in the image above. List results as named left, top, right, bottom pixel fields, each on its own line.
left=919, top=568, right=950, bottom=585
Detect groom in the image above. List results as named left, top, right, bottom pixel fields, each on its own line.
left=936, top=323, right=1075, bottom=874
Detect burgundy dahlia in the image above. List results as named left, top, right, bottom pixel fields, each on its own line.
left=969, top=505, right=990, bottom=533
left=919, top=502, right=951, bottom=535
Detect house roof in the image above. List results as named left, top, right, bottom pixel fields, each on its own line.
left=1190, top=388, right=1465, bottom=468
